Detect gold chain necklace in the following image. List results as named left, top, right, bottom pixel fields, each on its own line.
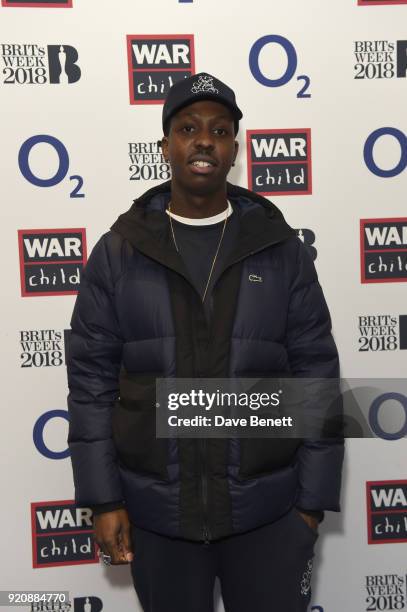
left=168, top=201, right=229, bottom=303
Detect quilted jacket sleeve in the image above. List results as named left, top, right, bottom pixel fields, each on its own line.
left=67, top=233, right=124, bottom=507
left=286, top=238, right=344, bottom=512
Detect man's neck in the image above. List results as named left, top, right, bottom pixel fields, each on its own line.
left=169, top=183, right=228, bottom=219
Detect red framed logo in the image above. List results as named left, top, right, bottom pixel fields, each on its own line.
left=18, top=228, right=87, bottom=297
left=366, top=480, right=407, bottom=544
left=127, top=34, right=195, bottom=105
left=31, top=500, right=97, bottom=568
left=360, top=218, right=407, bottom=283
left=2, top=0, right=72, bottom=6
left=246, top=129, right=312, bottom=196
left=358, top=0, right=407, bottom=5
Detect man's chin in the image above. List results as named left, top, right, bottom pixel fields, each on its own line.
left=174, top=174, right=228, bottom=197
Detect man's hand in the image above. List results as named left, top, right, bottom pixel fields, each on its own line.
left=94, top=508, right=134, bottom=564
left=298, top=511, right=319, bottom=533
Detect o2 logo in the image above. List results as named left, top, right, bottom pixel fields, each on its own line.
left=369, top=392, right=407, bottom=440
left=364, top=128, right=407, bottom=177
left=249, top=35, right=311, bottom=98
left=33, top=409, right=70, bottom=459
left=18, top=135, right=85, bottom=198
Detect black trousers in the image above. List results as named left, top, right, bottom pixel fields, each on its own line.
left=130, top=508, right=319, bottom=612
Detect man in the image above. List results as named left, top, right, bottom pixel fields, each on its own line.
left=67, top=72, right=344, bottom=612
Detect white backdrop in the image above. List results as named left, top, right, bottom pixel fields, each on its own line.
left=1, top=1, right=406, bottom=611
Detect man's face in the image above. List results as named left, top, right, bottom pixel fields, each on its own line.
left=161, top=100, right=239, bottom=196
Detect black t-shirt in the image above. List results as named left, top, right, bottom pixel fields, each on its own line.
left=168, top=205, right=240, bottom=321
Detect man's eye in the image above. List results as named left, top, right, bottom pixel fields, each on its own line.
left=182, top=125, right=195, bottom=133
left=214, top=128, right=227, bottom=136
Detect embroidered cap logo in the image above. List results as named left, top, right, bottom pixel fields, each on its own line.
left=191, top=74, right=219, bottom=94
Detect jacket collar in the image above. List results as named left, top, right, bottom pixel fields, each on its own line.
left=111, top=180, right=295, bottom=276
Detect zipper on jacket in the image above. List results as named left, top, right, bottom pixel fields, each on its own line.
left=194, top=247, right=277, bottom=546
left=200, top=438, right=211, bottom=545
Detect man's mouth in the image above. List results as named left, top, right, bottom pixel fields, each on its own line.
left=188, top=157, right=217, bottom=175
left=191, top=160, right=214, bottom=168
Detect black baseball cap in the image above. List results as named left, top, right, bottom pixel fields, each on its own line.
left=162, top=72, right=243, bottom=134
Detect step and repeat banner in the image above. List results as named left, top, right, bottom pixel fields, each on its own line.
left=1, top=0, right=406, bottom=611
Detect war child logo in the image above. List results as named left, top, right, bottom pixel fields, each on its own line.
left=18, top=228, right=87, bottom=297
left=1, top=0, right=72, bottom=6
left=354, top=39, right=407, bottom=79
left=128, top=141, right=171, bottom=181
left=247, top=129, right=312, bottom=196
left=358, top=0, right=407, bottom=5
left=0, top=43, right=80, bottom=84
left=360, top=218, right=407, bottom=282
left=358, top=315, right=407, bottom=351
left=31, top=500, right=97, bottom=568
left=127, top=34, right=195, bottom=104
left=366, top=480, right=407, bottom=544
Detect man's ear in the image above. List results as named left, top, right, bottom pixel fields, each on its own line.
left=161, top=136, right=169, bottom=162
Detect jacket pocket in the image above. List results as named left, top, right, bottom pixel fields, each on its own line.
left=234, top=372, right=299, bottom=478
left=291, top=508, right=319, bottom=541
left=112, top=372, right=169, bottom=480
left=238, top=438, right=301, bottom=479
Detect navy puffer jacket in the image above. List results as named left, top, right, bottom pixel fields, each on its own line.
left=67, top=181, right=344, bottom=542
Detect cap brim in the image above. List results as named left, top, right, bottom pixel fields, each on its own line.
left=164, top=94, right=243, bottom=129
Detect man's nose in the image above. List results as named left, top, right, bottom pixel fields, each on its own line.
left=194, top=128, right=215, bottom=150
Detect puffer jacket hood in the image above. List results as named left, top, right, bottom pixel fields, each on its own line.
left=111, top=180, right=296, bottom=274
